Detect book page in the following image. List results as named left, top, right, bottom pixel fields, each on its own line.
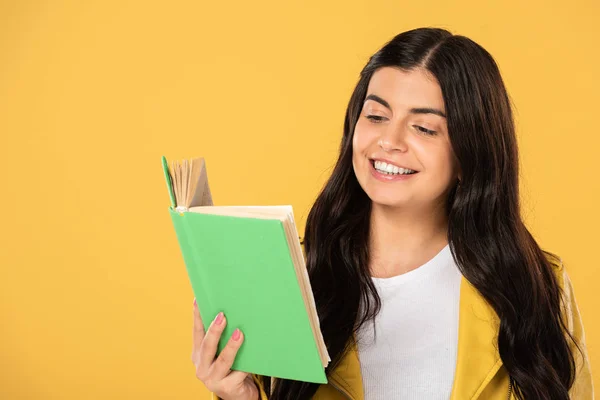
left=170, top=160, right=182, bottom=208
left=167, top=157, right=213, bottom=210
left=189, top=158, right=213, bottom=207
left=282, top=217, right=330, bottom=366
left=182, top=158, right=189, bottom=207
left=188, top=206, right=289, bottom=219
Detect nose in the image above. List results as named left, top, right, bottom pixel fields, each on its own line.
left=378, top=125, right=409, bottom=153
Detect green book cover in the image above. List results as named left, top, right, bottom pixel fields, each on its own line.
left=163, top=157, right=328, bottom=384
left=161, top=156, right=176, bottom=208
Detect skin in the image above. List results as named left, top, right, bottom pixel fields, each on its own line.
left=352, top=66, right=461, bottom=278
left=192, top=299, right=258, bottom=400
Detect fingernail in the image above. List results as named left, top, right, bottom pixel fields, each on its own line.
left=193, top=298, right=196, bottom=305
left=232, top=328, right=241, bottom=341
left=214, top=312, right=224, bottom=325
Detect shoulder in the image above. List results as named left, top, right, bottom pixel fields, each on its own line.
left=543, top=250, right=564, bottom=272
left=543, top=251, right=575, bottom=326
left=543, top=251, right=568, bottom=289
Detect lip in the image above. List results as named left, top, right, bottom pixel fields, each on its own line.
left=369, top=159, right=419, bottom=182
left=370, top=158, right=418, bottom=172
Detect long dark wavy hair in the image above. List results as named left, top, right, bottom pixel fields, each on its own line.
left=266, top=27, right=578, bottom=400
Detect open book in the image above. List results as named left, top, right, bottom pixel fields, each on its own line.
left=162, top=156, right=330, bottom=384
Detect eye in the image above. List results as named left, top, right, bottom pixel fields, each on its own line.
left=366, top=115, right=386, bottom=123
left=413, top=125, right=436, bottom=135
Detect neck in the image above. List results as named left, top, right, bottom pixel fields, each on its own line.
left=368, top=201, right=449, bottom=278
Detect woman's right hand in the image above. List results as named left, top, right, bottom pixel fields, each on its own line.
left=191, top=299, right=259, bottom=400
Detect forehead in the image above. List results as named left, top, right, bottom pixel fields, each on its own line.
left=365, top=66, right=445, bottom=113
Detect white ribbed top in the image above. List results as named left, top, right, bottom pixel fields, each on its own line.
left=355, top=244, right=462, bottom=400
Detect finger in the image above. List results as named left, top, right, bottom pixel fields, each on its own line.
left=209, top=328, right=245, bottom=381
left=198, top=312, right=227, bottom=374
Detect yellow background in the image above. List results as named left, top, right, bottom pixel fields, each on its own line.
left=1, top=1, right=598, bottom=398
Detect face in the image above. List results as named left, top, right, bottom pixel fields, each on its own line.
left=352, top=66, right=460, bottom=210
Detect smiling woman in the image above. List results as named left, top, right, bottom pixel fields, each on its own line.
left=198, top=27, right=594, bottom=400
left=275, top=27, right=592, bottom=400
left=352, top=67, right=459, bottom=210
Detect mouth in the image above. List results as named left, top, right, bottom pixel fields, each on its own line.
left=369, top=159, right=419, bottom=176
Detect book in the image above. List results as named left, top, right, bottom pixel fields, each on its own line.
left=161, top=156, right=330, bottom=384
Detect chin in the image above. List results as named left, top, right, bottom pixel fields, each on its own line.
left=365, top=188, right=412, bottom=208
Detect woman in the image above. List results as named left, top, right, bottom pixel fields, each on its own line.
left=191, top=27, right=594, bottom=399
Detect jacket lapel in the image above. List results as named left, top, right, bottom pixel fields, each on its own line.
left=329, top=276, right=502, bottom=400
left=449, top=276, right=503, bottom=399
left=328, top=338, right=364, bottom=399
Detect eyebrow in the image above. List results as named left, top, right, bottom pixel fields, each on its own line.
left=364, top=94, right=447, bottom=118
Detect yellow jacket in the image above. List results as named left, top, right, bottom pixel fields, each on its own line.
left=213, top=259, right=594, bottom=399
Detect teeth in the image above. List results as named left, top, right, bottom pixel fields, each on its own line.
left=373, top=161, right=416, bottom=175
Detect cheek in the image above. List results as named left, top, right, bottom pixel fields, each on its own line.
left=425, top=146, right=458, bottom=183
left=352, top=127, right=363, bottom=160
left=352, top=122, right=372, bottom=155
left=352, top=124, right=372, bottom=178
